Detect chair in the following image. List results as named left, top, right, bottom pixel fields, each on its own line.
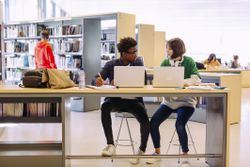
left=114, top=112, right=136, bottom=154
left=166, top=123, right=198, bottom=163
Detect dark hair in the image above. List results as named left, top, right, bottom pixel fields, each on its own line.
left=208, top=53, right=216, bottom=63
left=233, top=55, right=239, bottom=60
left=40, top=30, right=50, bottom=40
left=167, top=38, right=186, bottom=59
left=117, top=37, right=137, bottom=55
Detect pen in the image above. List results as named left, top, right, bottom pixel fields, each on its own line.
left=98, top=72, right=105, bottom=82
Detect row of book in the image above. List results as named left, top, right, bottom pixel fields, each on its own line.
left=6, top=54, right=81, bottom=70
left=5, top=24, right=82, bottom=38
left=6, top=69, right=23, bottom=81
left=4, top=41, right=37, bottom=53
left=101, top=42, right=115, bottom=55
left=4, top=39, right=82, bottom=54
left=0, top=103, right=61, bottom=117
left=52, top=39, right=83, bottom=53
left=6, top=55, right=35, bottom=68
left=55, top=55, right=82, bottom=69
left=62, top=25, right=82, bottom=35
left=101, top=31, right=116, bottom=41
left=4, top=24, right=36, bottom=38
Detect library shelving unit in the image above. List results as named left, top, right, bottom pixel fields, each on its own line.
left=100, top=13, right=135, bottom=67
left=0, top=1, right=2, bottom=80
left=136, top=24, right=155, bottom=68
left=0, top=12, right=136, bottom=167
left=3, top=18, right=83, bottom=83
left=100, top=24, right=116, bottom=67
left=154, top=31, right=166, bottom=66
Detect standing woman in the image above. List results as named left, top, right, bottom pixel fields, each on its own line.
left=147, top=38, right=200, bottom=166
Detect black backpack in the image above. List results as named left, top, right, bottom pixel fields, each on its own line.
left=22, top=69, right=47, bottom=88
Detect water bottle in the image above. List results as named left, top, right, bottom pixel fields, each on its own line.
left=78, top=68, right=85, bottom=88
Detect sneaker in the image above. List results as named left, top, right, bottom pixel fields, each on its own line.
left=146, top=152, right=161, bottom=164
left=101, top=144, right=116, bottom=156
left=129, top=149, right=144, bottom=165
left=180, top=160, right=191, bottom=167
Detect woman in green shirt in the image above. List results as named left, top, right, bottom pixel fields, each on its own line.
left=147, top=38, right=200, bottom=166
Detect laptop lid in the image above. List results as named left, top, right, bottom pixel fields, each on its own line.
left=114, top=66, right=145, bottom=88
left=153, top=67, right=184, bottom=88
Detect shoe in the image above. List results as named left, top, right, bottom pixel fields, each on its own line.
left=101, top=144, right=116, bottom=156
left=129, top=149, right=144, bottom=165
left=180, top=160, right=191, bottom=167
left=146, top=152, right=161, bottom=164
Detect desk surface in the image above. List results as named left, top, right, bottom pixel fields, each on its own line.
left=200, top=72, right=240, bottom=77
left=199, top=69, right=250, bottom=73
left=0, top=85, right=228, bottom=95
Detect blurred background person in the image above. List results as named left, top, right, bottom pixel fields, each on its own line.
left=203, top=53, right=221, bottom=69
left=231, top=55, right=241, bottom=69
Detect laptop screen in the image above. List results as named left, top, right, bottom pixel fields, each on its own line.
left=153, top=67, right=184, bottom=88
left=114, top=66, right=145, bottom=88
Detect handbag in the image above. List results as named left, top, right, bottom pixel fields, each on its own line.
left=45, top=69, right=76, bottom=89
left=22, top=69, right=47, bottom=88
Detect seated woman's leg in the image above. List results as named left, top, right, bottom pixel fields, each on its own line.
left=175, top=107, right=195, bottom=153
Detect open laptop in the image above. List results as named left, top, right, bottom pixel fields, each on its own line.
left=114, top=66, right=145, bottom=88
left=153, top=67, right=184, bottom=88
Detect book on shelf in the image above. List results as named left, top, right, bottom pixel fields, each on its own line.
left=0, top=103, right=61, bottom=118
left=62, top=25, right=82, bottom=35
left=2, top=103, right=23, bottom=117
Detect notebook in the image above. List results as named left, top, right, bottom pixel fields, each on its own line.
left=153, top=67, right=184, bottom=88
left=114, top=66, right=145, bottom=88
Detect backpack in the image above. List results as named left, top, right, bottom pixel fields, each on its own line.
left=22, top=69, right=47, bottom=88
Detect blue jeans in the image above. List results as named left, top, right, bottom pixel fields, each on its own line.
left=150, top=104, right=194, bottom=153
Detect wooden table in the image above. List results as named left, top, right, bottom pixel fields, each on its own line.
left=199, top=69, right=250, bottom=88
left=0, top=85, right=230, bottom=167
left=200, top=73, right=241, bottom=124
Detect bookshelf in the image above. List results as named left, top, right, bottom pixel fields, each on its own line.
left=3, top=19, right=83, bottom=83
left=0, top=1, right=2, bottom=80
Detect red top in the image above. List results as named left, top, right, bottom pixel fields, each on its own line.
left=34, top=41, right=57, bottom=69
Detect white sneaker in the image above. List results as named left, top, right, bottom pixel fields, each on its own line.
left=101, top=144, right=116, bottom=156
left=146, top=152, right=161, bottom=164
left=180, top=160, right=191, bottom=167
left=129, top=149, right=144, bottom=165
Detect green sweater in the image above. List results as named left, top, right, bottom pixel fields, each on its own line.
left=161, top=56, right=199, bottom=79
left=161, top=56, right=199, bottom=109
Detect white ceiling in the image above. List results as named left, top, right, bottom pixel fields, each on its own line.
left=53, top=0, right=250, bottom=29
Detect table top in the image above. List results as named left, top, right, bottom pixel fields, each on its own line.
left=0, top=85, right=228, bottom=95
left=200, top=72, right=240, bottom=77
left=199, top=69, right=250, bottom=73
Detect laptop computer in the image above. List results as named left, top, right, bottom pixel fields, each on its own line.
left=114, top=66, right=145, bottom=88
left=153, top=67, right=184, bottom=88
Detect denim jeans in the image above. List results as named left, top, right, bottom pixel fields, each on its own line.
left=101, top=98, right=150, bottom=152
left=150, top=104, right=194, bottom=152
